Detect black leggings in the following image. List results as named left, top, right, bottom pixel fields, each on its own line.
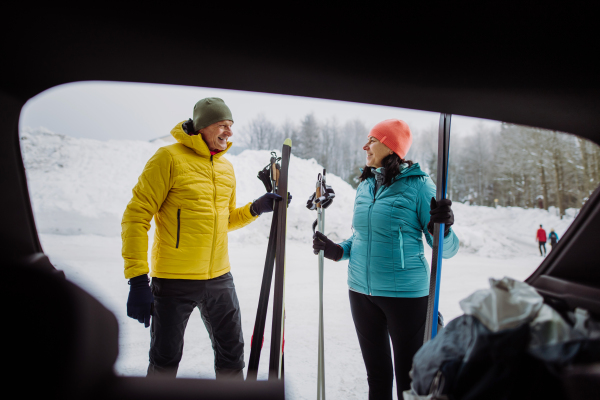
left=349, top=290, right=428, bottom=400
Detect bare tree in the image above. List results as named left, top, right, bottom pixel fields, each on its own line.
left=240, top=113, right=280, bottom=150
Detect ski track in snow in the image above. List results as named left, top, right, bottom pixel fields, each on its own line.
left=23, top=128, right=575, bottom=400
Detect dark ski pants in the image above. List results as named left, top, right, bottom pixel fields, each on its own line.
left=539, top=241, right=547, bottom=256
left=147, top=273, right=244, bottom=379
left=349, top=290, right=428, bottom=400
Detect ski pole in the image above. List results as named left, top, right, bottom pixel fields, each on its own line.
left=424, top=113, right=452, bottom=343
left=316, top=170, right=326, bottom=400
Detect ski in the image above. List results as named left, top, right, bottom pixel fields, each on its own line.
left=424, top=113, right=452, bottom=343
left=269, top=138, right=292, bottom=380
left=247, top=153, right=281, bottom=380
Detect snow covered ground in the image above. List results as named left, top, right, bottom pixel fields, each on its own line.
left=21, top=128, right=576, bottom=399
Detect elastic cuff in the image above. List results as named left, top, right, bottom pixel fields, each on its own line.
left=129, top=274, right=149, bottom=286
left=334, top=245, right=344, bottom=262
left=444, top=226, right=452, bottom=237
left=249, top=202, right=258, bottom=216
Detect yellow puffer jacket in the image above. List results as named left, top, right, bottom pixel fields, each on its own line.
left=121, top=121, right=257, bottom=280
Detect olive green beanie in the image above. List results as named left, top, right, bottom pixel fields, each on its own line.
left=192, top=97, right=234, bottom=131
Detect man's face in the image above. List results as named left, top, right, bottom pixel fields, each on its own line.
left=199, top=120, right=233, bottom=151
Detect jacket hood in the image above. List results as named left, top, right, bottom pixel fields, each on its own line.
left=171, top=120, right=232, bottom=158
left=393, top=162, right=428, bottom=180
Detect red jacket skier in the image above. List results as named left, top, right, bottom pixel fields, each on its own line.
left=536, top=225, right=547, bottom=256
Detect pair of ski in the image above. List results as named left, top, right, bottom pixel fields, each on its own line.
left=247, top=139, right=292, bottom=381
left=424, top=113, right=452, bottom=343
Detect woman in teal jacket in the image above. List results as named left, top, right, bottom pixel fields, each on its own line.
left=313, top=119, right=459, bottom=399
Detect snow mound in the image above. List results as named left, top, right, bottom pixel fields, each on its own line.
left=227, top=150, right=355, bottom=245
left=21, top=127, right=169, bottom=236
left=451, top=203, right=574, bottom=258
left=21, top=127, right=576, bottom=258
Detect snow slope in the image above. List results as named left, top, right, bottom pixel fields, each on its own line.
left=21, top=128, right=577, bottom=399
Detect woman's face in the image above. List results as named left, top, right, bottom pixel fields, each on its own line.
left=363, top=136, right=393, bottom=168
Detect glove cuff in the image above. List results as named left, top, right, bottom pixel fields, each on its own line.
left=334, top=244, right=344, bottom=261
left=250, top=201, right=259, bottom=216
left=129, top=274, right=149, bottom=287
left=427, top=222, right=452, bottom=237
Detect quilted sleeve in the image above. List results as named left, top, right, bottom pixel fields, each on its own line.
left=338, top=235, right=354, bottom=261
left=416, top=177, right=459, bottom=259
left=121, top=147, right=173, bottom=279
left=228, top=168, right=258, bottom=232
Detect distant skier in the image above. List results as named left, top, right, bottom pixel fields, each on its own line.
left=536, top=225, right=547, bottom=256
left=548, top=228, right=559, bottom=249
left=311, top=119, right=459, bottom=398
left=121, top=98, right=289, bottom=380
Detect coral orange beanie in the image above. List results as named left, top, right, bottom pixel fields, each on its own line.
left=368, top=119, right=413, bottom=159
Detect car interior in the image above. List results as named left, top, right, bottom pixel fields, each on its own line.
left=3, top=8, right=599, bottom=400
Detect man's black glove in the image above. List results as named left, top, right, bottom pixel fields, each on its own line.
left=313, top=231, right=344, bottom=261
left=306, top=185, right=335, bottom=210
left=251, top=192, right=293, bottom=216
left=427, top=198, right=454, bottom=237
left=127, top=274, right=154, bottom=328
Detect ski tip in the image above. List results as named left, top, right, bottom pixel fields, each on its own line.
left=284, top=138, right=292, bottom=147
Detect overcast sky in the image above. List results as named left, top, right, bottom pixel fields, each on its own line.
left=20, top=81, right=501, bottom=142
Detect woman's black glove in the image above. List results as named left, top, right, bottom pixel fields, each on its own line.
left=251, top=192, right=293, bottom=216
left=127, top=274, right=154, bottom=328
left=427, top=198, right=454, bottom=237
left=313, top=231, right=344, bottom=261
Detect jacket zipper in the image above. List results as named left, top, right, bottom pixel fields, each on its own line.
left=176, top=209, right=181, bottom=248
left=366, top=180, right=380, bottom=295
left=208, top=155, right=218, bottom=277
left=367, top=202, right=373, bottom=295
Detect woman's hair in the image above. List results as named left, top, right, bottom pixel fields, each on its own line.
left=358, top=153, right=414, bottom=186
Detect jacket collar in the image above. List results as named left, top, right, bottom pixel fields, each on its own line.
left=362, top=163, right=428, bottom=185
left=171, top=120, right=232, bottom=158
left=390, top=162, right=428, bottom=182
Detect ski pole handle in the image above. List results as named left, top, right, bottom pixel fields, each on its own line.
left=316, top=185, right=322, bottom=208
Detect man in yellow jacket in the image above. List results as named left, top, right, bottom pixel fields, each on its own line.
left=122, top=98, right=284, bottom=379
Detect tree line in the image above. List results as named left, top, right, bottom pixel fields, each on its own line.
left=239, top=114, right=600, bottom=217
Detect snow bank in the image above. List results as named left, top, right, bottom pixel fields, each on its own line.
left=21, top=127, right=168, bottom=236
left=452, top=203, right=573, bottom=258
left=227, top=150, right=355, bottom=245
left=21, top=128, right=576, bottom=258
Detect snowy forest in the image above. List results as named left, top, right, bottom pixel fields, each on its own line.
left=238, top=114, right=600, bottom=217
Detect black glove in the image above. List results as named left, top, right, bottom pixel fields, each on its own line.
left=251, top=192, right=292, bottom=216
left=427, top=198, right=454, bottom=237
left=313, top=231, right=344, bottom=261
left=306, top=185, right=335, bottom=210
left=127, top=274, right=154, bottom=328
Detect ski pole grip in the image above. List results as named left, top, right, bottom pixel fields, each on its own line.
left=272, top=164, right=280, bottom=191
left=316, top=186, right=322, bottom=208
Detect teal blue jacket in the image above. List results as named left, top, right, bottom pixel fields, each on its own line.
left=338, top=163, right=459, bottom=298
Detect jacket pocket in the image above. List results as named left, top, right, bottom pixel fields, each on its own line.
left=398, top=227, right=405, bottom=269
left=176, top=209, right=181, bottom=248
